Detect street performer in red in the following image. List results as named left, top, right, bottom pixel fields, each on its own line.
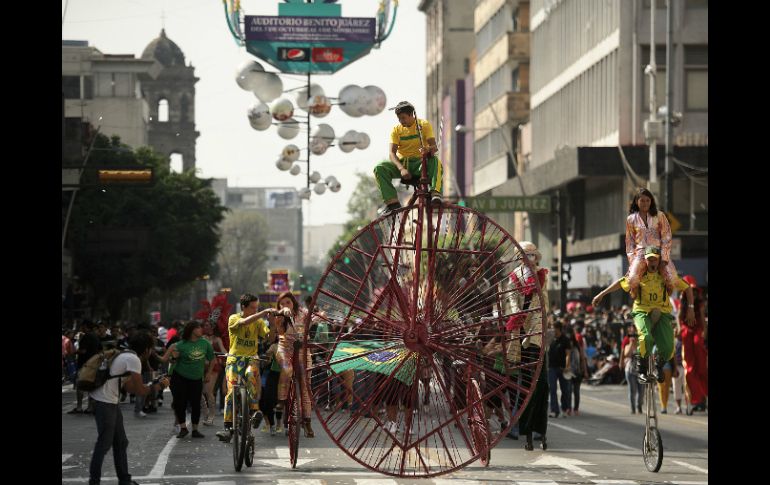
left=678, top=275, right=707, bottom=413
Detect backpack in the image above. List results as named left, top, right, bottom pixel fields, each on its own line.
left=76, top=349, right=132, bottom=392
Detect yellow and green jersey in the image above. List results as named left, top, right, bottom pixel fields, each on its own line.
left=390, top=119, right=434, bottom=159
left=620, top=272, right=689, bottom=314
left=227, top=312, right=269, bottom=364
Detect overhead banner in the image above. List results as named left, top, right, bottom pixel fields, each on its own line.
left=245, top=16, right=375, bottom=43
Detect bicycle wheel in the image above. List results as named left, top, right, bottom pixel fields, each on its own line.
left=305, top=204, right=547, bottom=477
left=238, top=386, right=250, bottom=471
left=643, top=426, right=663, bottom=472
left=287, top=373, right=300, bottom=468
left=232, top=385, right=243, bottom=471
left=467, top=378, right=490, bottom=467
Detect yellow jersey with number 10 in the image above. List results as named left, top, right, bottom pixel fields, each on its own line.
left=226, top=312, right=269, bottom=364
left=620, top=272, right=689, bottom=314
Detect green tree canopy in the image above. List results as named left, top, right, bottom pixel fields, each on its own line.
left=67, top=134, right=227, bottom=319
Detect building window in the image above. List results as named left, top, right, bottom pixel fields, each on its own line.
left=158, top=99, right=169, bottom=122
left=113, top=73, right=131, bottom=97
left=169, top=153, right=183, bottom=173
left=512, top=67, right=520, bottom=92
left=641, top=46, right=666, bottom=110
left=180, top=95, right=189, bottom=123
left=685, top=45, right=708, bottom=111
left=476, top=5, right=510, bottom=57
left=62, top=76, right=80, bottom=99
left=83, top=76, right=93, bottom=99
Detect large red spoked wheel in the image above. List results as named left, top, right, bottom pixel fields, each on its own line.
left=303, top=203, right=547, bottom=477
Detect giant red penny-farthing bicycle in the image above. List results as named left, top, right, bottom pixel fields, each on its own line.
left=300, top=117, right=546, bottom=478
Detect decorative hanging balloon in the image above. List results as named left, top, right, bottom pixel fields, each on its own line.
left=281, top=144, right=301, bottom=162
left=308, top=95, right=332, bottom=118
left=235, top=60, right=264, bottom=91
left=352, top=89, right=372, bottom=117
left=309, top=171, right=322, bottom=183
left=339, top=130, right=359, bottom=153
left=276, top=158, right=292, bottom=171
left=271, top=98, right=295, bottom=122
left=363, top=85, right=387, bottom=115
left=324, top=175, right=338, bottom=186
left=277, top=118, right=300, bottom=139
left=289, top=164, right=302, bottom=176
left=313, top=183, right=327, bottom=195
left=313, top=124, right=336, bottom=144
left=329, top=181, right=342, bottom=192
left=296, top=83, right=325, bottom=111
left=355, top=132, right=371, bottom=150
left=252, top=72, right=283, bottom=103
left=247, top=102, right=272, bottom=131
left=338, top=85, right=366, bottom=117
left=310, top=138, right=329, bottom=155
left=298, top=187, right=312, bottom=200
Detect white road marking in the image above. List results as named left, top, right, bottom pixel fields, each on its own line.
left=197, top=482, right=235, bottom=485
left=671, top=481, right=708, bottom=484
left=278, top=481, right=323, bottom=485
left=547, top=422, right=587, bottom=435
left=596, top=438, right=636, bottom=451
left=146, top=435, right=177, bottom=478
left=62, top=453, right=77, bottom=470
left=580, top=395, right=707, bottom=428
left=354, top=480, right=398, bottom=485
left=433, top=480, right=486, bottom=485
left=591, top=480, right=638, bottom=484
left=62, top=471, right=383, bottom=482
left=516, top=481, right=560, bottom=485
left=531, top=455, right=596, bottom=477
left=672, top=460, right=708, bottom=474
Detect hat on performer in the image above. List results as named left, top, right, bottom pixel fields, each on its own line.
left=389, top=101, right=415, bottom=115
left=643, top=246, right=661, bottom=259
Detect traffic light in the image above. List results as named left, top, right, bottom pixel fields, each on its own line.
left=299, top=274, right=306, bottom=291
left=551, top=257, right=560, bottom=285
left=343, top=256, right=351, bottom=264
left=97, top=168, right=153, bottom=185
left=561, top=262, right=572, bottom=283
left=457, top=199, right=466, bottom=207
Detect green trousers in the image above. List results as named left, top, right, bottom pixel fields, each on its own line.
left=632, top=311, right=675, bottom=362
left=373, top=156, right=443, bottom=203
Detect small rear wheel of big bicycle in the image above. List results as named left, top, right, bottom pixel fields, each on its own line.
left=287, top=371, right=301, bottom=468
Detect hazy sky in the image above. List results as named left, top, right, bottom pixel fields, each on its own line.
left=62, top=0, right=427, bottom=226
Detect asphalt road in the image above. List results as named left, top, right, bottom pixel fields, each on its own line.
left=62, top=382, right=707, bottom=485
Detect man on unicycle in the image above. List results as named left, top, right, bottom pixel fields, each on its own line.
left=373, top=100, right=444, bottom=216
left=592, top=246, right=694, bottom=383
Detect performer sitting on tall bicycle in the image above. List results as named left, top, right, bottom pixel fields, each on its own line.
left=373, top=100, right=444, bottom=216
left=591, top=246, right=695, bottom=383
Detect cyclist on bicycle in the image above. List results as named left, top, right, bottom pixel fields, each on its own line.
left=373, top=100, right=443, bottom=216
left=592, top=246, right=695, bottom=383
left=216, top=293, right=276, bottom=442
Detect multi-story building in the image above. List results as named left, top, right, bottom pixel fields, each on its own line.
left=485, top=0, right=708, bottom=304
left=62, top=40, right=160, bottom=149
left=217, top=183, right=304, bottom=274
left=419, top=0, right=475, bottom=199
left=303, top=224, right=346, bottom=269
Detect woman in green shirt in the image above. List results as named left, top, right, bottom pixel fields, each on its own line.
left=161, top=321, right=215, bottom=439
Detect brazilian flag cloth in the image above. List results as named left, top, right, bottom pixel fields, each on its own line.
left=330, top=341, right=416, bottom=385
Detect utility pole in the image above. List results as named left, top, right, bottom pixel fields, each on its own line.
left=664, top=0, right=674, bottom=212
left=647, top=0, right=658, bottom=194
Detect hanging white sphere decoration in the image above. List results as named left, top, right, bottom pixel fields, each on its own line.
left=329, top=181, right=341, bottom=193
left=289, top=164, right=302, bottom=176
left=275, top=158, right=292, bottom=171
left=247, top=102, right=272, bottom=131
left=235, top=60, right=264, bottom=91
left=310, top=139, right=329, bottom=155
left=363, top=85, right=387, bottom=115
left=298, top=187, right=312, bottom=199
left=308, top=95, right=332, bottom=118
left=324, top=175, right=338, bottom=185
left=309, top=171, right=322, bottom=183
left=295, top=83, right=325, bottom=111
left=281, top=144, right=300, bottom=162
left=313, top=183, right=327, bottom=195
left=277, top=118, right=300, bottom=139
left=355, top=132, right=371, bottom=150
left=313, top=124, right=336, bottom=144
left=339, top=130, right=359, bottom=153
left=252, top=72, right=283, bottom=103
left=338, top=85, right=366, bottom=117
left=271, top=98, right=295, bottom=122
